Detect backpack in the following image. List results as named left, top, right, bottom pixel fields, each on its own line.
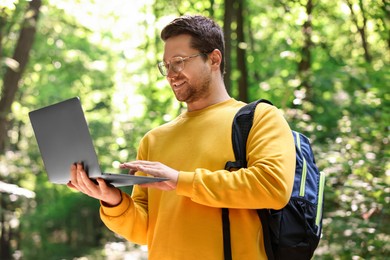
left=222, top=99, right=325, bottom=260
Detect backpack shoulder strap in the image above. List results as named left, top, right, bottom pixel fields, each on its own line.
left=225, top=99, right=273, bottom=171
left=223, top=98, right=274, bottom=260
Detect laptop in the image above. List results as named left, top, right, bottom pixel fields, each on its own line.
left=29, top=97, right=168, bottom=187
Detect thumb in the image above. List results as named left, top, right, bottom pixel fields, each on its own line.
left=96, top=178, right=108, bottom=188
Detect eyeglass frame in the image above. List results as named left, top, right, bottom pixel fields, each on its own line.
left=157, top=53, right=208, bottom=76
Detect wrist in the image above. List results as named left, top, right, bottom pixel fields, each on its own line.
left=102, top=189, right=122, bottom=207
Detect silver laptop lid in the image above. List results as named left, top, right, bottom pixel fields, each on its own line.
left=29, top=97, right=102, bottom=184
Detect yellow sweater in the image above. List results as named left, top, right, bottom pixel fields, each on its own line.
left=100, top=98, right=295, bottom=260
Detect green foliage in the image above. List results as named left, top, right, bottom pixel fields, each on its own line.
left=20, top=184, right=104, bottom=259
left=0, top=0, right=388, bottom=259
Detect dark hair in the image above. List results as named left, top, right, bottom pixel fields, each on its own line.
left=161, top=15, right=225, bottom=75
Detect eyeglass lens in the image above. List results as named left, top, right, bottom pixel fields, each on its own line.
left=158, top=53, right=205, bottom=76
left=158, top=57, right=184, bottom=76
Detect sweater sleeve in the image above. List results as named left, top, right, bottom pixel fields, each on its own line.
left=100, top=181, right=149, bottom=244
left=176, top=103, right=296, bottom=209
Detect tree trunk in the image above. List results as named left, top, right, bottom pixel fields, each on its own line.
left=0, top=0, right=42, bottom=153
left=0, top=195, right=11, bottom=260
left=346, top=0, right=372, bottom=63
left=380, top=0, right=390, bottom=50
left=223, top=0, right=235, bottom=94
left=298, top=0, right=314, bottom=100
left=236, top=0, right=248, bottom=102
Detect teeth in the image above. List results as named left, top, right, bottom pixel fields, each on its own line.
left=174, top=82, right=184, bottom=87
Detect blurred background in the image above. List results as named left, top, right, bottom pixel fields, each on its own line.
left=0, top=0, right=389, bottom=259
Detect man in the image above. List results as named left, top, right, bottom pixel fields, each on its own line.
left=68, top=15, right=295, bottom=259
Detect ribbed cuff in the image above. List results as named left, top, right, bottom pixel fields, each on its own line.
left=176, top=171, right=195, bottom=197
left=100, top=191, right=131, bottom=217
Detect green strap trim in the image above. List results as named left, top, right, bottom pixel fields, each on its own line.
left=316, top=171, right=326, bottom=229
left=295, top=132, right=307, bottom=197
left=300, top=159, right=307, bottom=197
left=296, top=131, right=301, bottom=150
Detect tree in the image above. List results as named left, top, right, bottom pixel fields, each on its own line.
left=297, top=0, right=314, bottom=99
left=236, top=0, right=248, bottom=102
left=0, top=0, right=42, bottom=153
left=345, top=0, right=372, bottom=63
left=0, top=1, right=42, bottom=258
left=223, top=0, right=234, bottom=93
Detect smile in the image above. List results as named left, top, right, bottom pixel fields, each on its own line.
left=173, top=81, right=185, bottom=88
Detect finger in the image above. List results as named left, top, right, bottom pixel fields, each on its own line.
left=120, top=162, right=140, bottom=169
left=119, top=162, right=132, bottom=168
left=120, top=162, right=141, bottom=175
left=78, top=169, right=100, bottom=195
left=119, top=163, right=127, bottom=169
left=67, top=181, right=78, bottom=190
left=70, top=163, right=79, bottom=187
left=123, top=160, right=157, bottom=167
left=128, top=169, right=137, bottom=175
left=96, top=178, right=123, bottom=205
left=134, top=160, right=156, bottom=165
left=76, top=162, right=84, bottom=172
left=139, top=183, right=156, bottom=189
left=137, top=165, right=162, bottom=177
left=139, top=181, right=172, bottom=190
left=75, top=165, right=91, bottom=193
left=96, top=178, right=109, bottom=190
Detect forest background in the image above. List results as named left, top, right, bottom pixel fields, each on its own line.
left=0, top=0, right=389, bottom=259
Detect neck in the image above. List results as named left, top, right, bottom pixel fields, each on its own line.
left=186, top=80, right=231, bottom=112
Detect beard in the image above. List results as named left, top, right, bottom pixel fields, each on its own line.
left=173, top=71, right=212, bottom=104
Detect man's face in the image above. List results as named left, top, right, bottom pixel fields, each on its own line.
left=163, top=34, right=212, bottom=104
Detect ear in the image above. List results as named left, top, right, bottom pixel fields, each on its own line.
left=209, top=49, right=222, bottom=70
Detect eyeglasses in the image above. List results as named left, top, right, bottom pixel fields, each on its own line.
left=157, top=53, right=206, bottom=76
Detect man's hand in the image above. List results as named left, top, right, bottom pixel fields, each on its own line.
left=67, top=163, right=122, bottom=206
left=120, top=161, right=179, bottom=191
